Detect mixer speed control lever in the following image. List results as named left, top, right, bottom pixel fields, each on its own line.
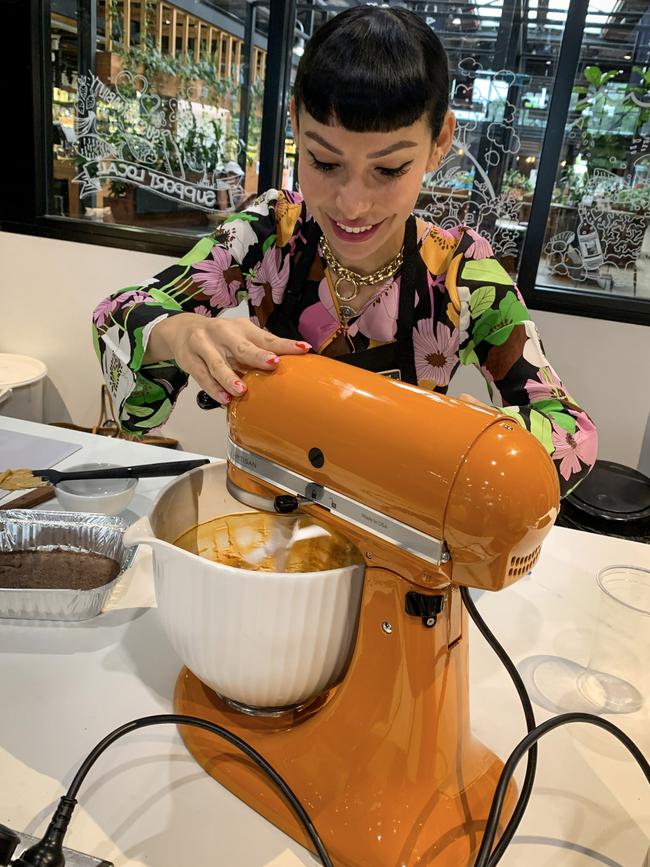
left=405, top=592, right=445, bottom=628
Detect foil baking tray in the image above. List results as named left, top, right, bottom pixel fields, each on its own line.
left=0, top=509, right=136, bottom=621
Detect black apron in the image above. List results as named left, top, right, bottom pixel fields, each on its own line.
left=265, top=215, right=423, bottom=385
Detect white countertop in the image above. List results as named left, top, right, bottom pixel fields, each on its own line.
left=0, top=416, right=648, bottom=867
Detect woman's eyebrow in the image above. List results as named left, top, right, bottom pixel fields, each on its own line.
left=304, top=131, right=343, bottom=154
left=367, top=140, right=418, bottom=158
left=304, top=132, right=418, bottom=159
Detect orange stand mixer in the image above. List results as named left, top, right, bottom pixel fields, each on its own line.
left=173, top=354, right=560, bottom=866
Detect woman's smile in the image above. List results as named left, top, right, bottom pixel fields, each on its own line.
left=328, top=216, right=386, bottom=244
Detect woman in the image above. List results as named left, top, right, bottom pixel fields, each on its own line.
left=93, top=6, right=597, bottom=497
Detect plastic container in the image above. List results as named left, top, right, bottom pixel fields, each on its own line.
left=0, top=354, right=48, bottom=423
left=578, top=564, right=650, bottom=714
left=54, top=462, right=138, bottom=516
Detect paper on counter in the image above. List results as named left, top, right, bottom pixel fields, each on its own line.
left=0, top=429, right=81, bottom=470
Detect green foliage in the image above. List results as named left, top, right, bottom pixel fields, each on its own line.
left=502, top=169, right=534, bottom=196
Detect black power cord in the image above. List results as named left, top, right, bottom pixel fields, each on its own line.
left=472, top=712, right=650, bottom=867
left=461, top=585, right=650, bottom=867
left=6, top=592, right=649, bottom=867
left=460, top=586, right=538, bottom=866
left=10, top=715, right=333, bottom=867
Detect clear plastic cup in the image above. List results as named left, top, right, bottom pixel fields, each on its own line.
left=578, top=565, right=650, bottom=714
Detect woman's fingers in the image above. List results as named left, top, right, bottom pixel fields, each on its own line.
left=223, top=337, right=283, bottom=372
left=174, top=317, right=312, bottom=400
left=242, top=322, right=311, bottom=357
left=191, top=356, right=232, bottom=405
left=203, top=352, right=248, bottom=397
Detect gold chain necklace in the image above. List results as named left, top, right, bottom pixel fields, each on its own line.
left=320, top=234, right=403, bottom=320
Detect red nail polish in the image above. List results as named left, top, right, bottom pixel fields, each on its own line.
left=296, top=341, right=311, bottom=351
left=233, top=380, right=246, bottom=393
left=267, top=355, right=280, bottom=365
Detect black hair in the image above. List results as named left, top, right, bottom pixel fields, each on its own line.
left=294, top=7, right=449, bottom=138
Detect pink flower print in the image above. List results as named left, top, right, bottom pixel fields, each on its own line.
left=192, top=246, right=238, bottom=308
left=284, top=189, right=303, bottom=206
left=118, top=289, right=151, bottom=306
left=525, top=367, right=567, bottom=404
left=428, top=271, right=446, bottom=293
left=446, top=225, right=464, bottom=241
left=248, top=247, right=290, bottom=306
left=480, top=364, right=495, bottom=385
left=194, top=305, right=211, bottom=317
left=93, top=297, right=118, bottom=328
left=356, top=278, right=399, bottom=342
left=413, top=320, right=460, bottom=387
left=465, top=228, right=494, bottom=260
left=298, top=301, right=338, bottom=350
left=552, top=411, right=598, bottom=481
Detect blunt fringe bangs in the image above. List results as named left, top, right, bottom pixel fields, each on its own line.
left=294, top=8, right=449, bottom=137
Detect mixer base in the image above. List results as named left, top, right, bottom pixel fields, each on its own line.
left=175, top=666, right=517, bottom=867
left=174, top=566, right=517, bottom=866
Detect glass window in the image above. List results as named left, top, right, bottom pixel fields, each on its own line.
left=538, top=2, right=650, bottom=299
left=417, top=0, right=569, bottom=276
left=50, top=0, right=268, bottom=237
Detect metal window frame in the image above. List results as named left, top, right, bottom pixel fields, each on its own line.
left=0, top=0, right=648, bottom=325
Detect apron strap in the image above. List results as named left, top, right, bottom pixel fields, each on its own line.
left=280, top=218, right=322, bottom=320
left=396, top=214, right=418, bottom=340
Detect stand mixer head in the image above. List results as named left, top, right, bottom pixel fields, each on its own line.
left=225, top=353, right=559, bottom=592
left=135, top=354, right=560, bottom=866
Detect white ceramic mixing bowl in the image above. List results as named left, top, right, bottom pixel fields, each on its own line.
left=124, top=461, right=365, bottom=709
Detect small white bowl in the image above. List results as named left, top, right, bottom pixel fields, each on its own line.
left=55, top=463, right=137, bottom=516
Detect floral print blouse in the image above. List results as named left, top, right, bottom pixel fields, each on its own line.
left=92, top=188, right=598, bottom=497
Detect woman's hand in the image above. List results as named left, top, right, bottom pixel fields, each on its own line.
left=144, top=313, right=311, bottom=404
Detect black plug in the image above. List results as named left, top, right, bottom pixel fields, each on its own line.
left=10, top=798, right=76, bottom=866
left=0, top=824, right=20, bottom=866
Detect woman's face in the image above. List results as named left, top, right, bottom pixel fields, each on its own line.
left=292, top=104, right=455, bottom=273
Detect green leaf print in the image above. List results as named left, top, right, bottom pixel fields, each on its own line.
left=132, top=325, right=146, bottom=371
left=224, top=212, right=258, bottom=224
left=123, top=403, right=154, bottom=418
left=528, top=397, right=577, bottom=434
left=529, top=398, right=565, bottom=414
left=91, top=326, right=101, bottom=361
left=146, top=288, right=184, bottom=311
left=501, top=406, right=526, bottom=428
left=547, top=411, right=577, bottom=434
left=529, top=409, right=553, bottom=454
left=459, top=343, right=479, bottom=366
left=262, top=233, right=277, bottom=254
left=133, top=398, right=172, bottom=428
left=471, top=292, right=529, bottom=347
left=130, top=378, right=166, bottom=405
left=469, top=285, right=496, bottom=319
left=178, top=236, right=215, bottom=265
left=462, top=258, right=512, bottom=285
